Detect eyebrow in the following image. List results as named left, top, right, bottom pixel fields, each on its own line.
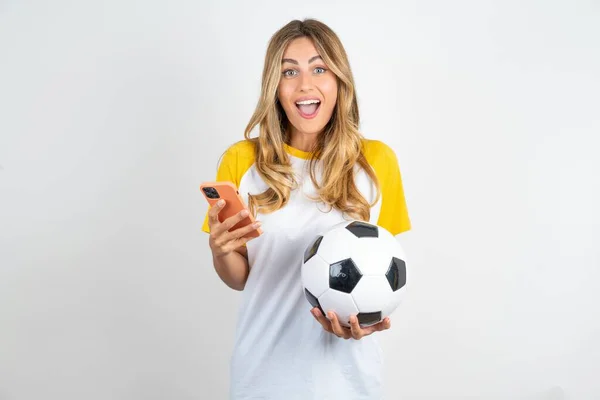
left=281, top=55, right=323, bottom=65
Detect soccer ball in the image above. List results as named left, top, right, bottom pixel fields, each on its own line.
left=301, top=220, right=407, bottom=328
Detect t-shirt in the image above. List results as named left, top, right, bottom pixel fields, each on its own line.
left=202, top=138, right=411, bottom=400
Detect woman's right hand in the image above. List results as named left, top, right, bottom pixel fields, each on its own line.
left=207, top=199, right=261, bottom=258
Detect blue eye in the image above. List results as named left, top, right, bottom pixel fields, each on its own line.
left=315, top=67, right=326, bottom=74
left=283, top=69, right=297, bottom=77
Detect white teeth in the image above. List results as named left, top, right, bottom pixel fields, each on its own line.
left=296, top=99, right=320, bottom=105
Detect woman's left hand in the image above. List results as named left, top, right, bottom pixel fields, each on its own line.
left=310, top=307, right=391, bottom=340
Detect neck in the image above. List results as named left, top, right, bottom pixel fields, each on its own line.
left=288, top=130, right=319, bottom=152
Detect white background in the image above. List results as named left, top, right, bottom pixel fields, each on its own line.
left=1, top=1, right=599, bottom=399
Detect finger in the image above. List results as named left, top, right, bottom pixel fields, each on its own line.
left=327, top=312, right=350, bottom=339
left=381, top=317, right=392, bottom=330
left=222, top=233, right=255, bottom=254
left=212, top=209, right=250, bottom=240
left=226, top=236, right=251, bottom=252
left=311, top=308, right=333, bottom=333
left=219, top=219, right=260, bottom=251
left=230, top=220, right=262, bottom=240
left=372, top=317, right=391, bottom=331
left=208, top=199, right=225, bottom=226
left=363, top=317, right=392, bottom=335
left=221, top=209, right=251, bottom=232
left=349, top=315, right=364, bottom=340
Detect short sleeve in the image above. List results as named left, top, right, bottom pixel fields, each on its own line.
left=201, top=146, right=239, bottom=234
left=374, top=143, right=411, bottom=235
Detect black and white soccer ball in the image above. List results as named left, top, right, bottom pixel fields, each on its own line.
left=301, top=220, right=407, bottom=328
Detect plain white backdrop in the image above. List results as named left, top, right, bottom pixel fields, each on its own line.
left=1, top=1, right=599, bottom=399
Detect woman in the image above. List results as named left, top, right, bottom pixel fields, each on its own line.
left=202, top=18, right=411, bottom=400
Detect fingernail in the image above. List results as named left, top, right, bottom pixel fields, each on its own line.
left=241, top=209, right=249, bottom=217
left=327, top=312, right=333, bottom=320
left=253, top=222, right=261, bottom=228
left=217, top=199, right=225, bottom=206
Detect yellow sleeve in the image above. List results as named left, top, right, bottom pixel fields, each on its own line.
left=366, top=141, right=412, bottom=235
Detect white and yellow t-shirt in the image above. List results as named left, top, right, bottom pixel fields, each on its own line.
left=202, top=138, right=411, bottom=400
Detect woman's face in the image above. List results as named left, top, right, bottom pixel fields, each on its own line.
left=277, top=37, right=338, bottom=139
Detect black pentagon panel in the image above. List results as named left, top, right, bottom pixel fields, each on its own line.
left=386, top=257, right=407, bottom=291
left=357, top=311, right=382, bottom=326
left=304, top=288, right=325, bottom=315
left=329, top=258, right=362, bottom=293
left=304, top=235, right=323, bottom=263
left=345, top=221, right=378, bottom=238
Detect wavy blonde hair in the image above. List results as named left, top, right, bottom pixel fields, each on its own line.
left=243, top=18, right=381, bottom=221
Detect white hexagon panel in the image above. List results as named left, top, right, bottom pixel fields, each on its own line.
left=318, top=288, right=359, bottom=328
left=315, top=226, right=359, bottom=265
left=348, top=236, right=394, bottom=276
left=350, top=275, right=393, bottom=326
left=381, top=285, right=406, bottom=320
left=301, top=253, right=330, bottom=300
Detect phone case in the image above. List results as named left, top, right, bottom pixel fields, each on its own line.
left=200, top=181, right=262, bottom=239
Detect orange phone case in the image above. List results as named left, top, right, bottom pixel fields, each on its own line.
left=200, top=181, right=262, bottom=239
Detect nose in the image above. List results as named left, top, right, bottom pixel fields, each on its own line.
left=298, top=70, right=315, bottom=92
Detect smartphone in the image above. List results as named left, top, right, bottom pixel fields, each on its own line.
left=200, top=181, right=262, bottom=239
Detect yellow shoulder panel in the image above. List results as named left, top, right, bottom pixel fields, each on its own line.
left=362, top=139, right=411, bottom=235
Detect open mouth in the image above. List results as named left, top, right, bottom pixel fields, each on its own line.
left=295, top=99, right=321, bottom=119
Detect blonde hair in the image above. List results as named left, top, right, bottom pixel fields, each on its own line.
left=243, top=18, right=380, bottom=221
